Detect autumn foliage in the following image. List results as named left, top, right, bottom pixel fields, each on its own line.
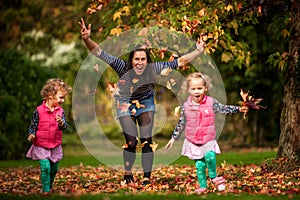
left=0, top=158, right=299, bottom=196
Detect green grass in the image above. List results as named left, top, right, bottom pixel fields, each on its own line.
left=0, top=144, right=277, bottom=168
left=172, top=150, right=277, bottom=166
left=0, top=133, right=277, bottom=168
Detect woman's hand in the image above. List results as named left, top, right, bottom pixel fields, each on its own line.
left=78, top=18, right=101, bottom=54
left=78, top=18, right=91, bottom=41
left=177, top=35, right=206, bottom=66
left=165, top=138, right=175, bottom=149
left=195, top=35, right=206, bottom=54
left=27, top=134, right=35, bottom=142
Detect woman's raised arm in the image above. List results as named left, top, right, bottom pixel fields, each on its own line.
left=78, top=18, right=102, bottom=56
left=177, top=36, right=206, bottom=67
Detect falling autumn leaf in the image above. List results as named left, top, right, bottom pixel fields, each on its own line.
left=150, top=141, right=159, bottom=152
left=86, top=7, right=97, bottom=15
left=168, top=53, right=179, bottom=62
left=166, top=79, right=176, bottom=90
left=174, top=106, right=181, bottom=116
left=159, top=47, right=168, bottom=59
left=160, top=68, right=173, bottom=76
left=93, top=64, right=99, bottom=71
left=118, top=102, right=131, bottom=113
left=132, top=78, right=139, bottom=84
left=140, top=141, right=148, bottom=148
left=106, top=82, right=120, bottom=96
left=131, top=108, right=137, bottom=115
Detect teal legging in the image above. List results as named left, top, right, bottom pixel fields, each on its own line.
left=195, top=151, right=217, bottom=188
left=39, top=159, right=59, bottom=192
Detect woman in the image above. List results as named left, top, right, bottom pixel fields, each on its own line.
left=79, top=18, right=205, bottom=187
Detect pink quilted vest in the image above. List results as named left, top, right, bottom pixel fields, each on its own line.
left=33, top=101, right=63, bottom=148
left=183, top=95, right=216, bottom=145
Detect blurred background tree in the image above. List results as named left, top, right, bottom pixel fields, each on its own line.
left=0, top=49, right=54, bottom=159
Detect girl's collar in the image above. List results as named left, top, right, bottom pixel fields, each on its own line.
left=188, top=95, right=207, bottom=105
left=43, top=101, right=60, bottom=112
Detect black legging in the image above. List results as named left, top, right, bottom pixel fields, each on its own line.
left=119, top=111, right=154, bottom=179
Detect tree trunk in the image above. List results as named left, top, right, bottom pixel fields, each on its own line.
left=277, top=1, right=300, bottom=164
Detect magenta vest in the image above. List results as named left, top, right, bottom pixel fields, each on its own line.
left=184, top=95, right=216, bottom=145
left=33, top=102, right=63, bottom=148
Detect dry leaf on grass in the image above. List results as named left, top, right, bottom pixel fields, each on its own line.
left=0, top=158, right=299, bottom=196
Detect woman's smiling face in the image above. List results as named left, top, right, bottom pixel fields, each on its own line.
left=132, top=51, right=148, bottom=75
left=188, top=78, right=208, bottom=103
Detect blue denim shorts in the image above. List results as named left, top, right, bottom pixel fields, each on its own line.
left=116, top=95, right=155, bottom=118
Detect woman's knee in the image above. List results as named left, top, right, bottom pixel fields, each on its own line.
left=124, top=137, right=138, bottom=152
left=141, top=137, right=153, bottom=153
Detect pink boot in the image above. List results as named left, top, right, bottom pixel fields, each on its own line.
left=211, top=176, right=226, bottom=191
left=195, top=188, right=206, bottom=194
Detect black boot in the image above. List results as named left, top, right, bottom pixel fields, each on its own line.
left=142, top=178, right=151, bottom=187
left=124, top=174, right=134, bottom=184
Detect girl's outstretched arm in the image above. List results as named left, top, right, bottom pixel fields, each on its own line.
left=165, top=106, right=186, bottom=149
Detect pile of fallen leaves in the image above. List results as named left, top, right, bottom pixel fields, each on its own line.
left=0, top=158, right=299, bottom=196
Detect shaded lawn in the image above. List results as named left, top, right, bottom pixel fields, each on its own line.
left=0, top=147, right=277, bottom=168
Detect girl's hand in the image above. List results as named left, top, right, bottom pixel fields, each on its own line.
left=196, top=35, right=206, bottom=54
left=27, top=134, right=35, bottom=142
left=55, top=114, right=64, bottom=127
left=239, top=106, right=249, bottom=113
left=165, top=138, right=175, bottom=149
left=78, top=18, right=91, bottom=40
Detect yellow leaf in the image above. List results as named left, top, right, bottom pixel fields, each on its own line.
left=110, top=27, right=123, bottom=36
left=113, top=11, right=122, bottom=21
left=93, top=64, right=99, bottom=71
left=150, top=141, right=158, bottom=152
left=207, top=33, right=214, bottom=38
left=226, top=4, right=234, bottom=12
left=278, top=60, right=286, bottom=71
left=170, top=26, right=176, bottom=31
left=166, top=78, right=176, bottom=90
left=221, top=52, right=233, bottom=63
left=174, top=106, right=181, bottom=116
left=231, top=21, right=239, bottom=30
left=281, top=29, right=290, bottom=38
left=219, top=39, right=227, bottom=49
left=122, top=6, right=130, bottom=15
left=198, top=8, right=206, bottom=17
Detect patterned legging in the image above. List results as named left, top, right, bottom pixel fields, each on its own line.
left=39, top=159, right=59, bottom=192
left=195, top=151, right=217, bottom=188
left=119, top=111, right=154, bottom=179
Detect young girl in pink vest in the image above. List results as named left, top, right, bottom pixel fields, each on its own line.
left=26, top=78, right=71, bottom=195
left=165, top=72, right=248, bottom=194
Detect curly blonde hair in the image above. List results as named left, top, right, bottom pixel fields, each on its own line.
left=40, top=78, right=72, bottom=100
left=181, top=72, right=212, bottom=93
